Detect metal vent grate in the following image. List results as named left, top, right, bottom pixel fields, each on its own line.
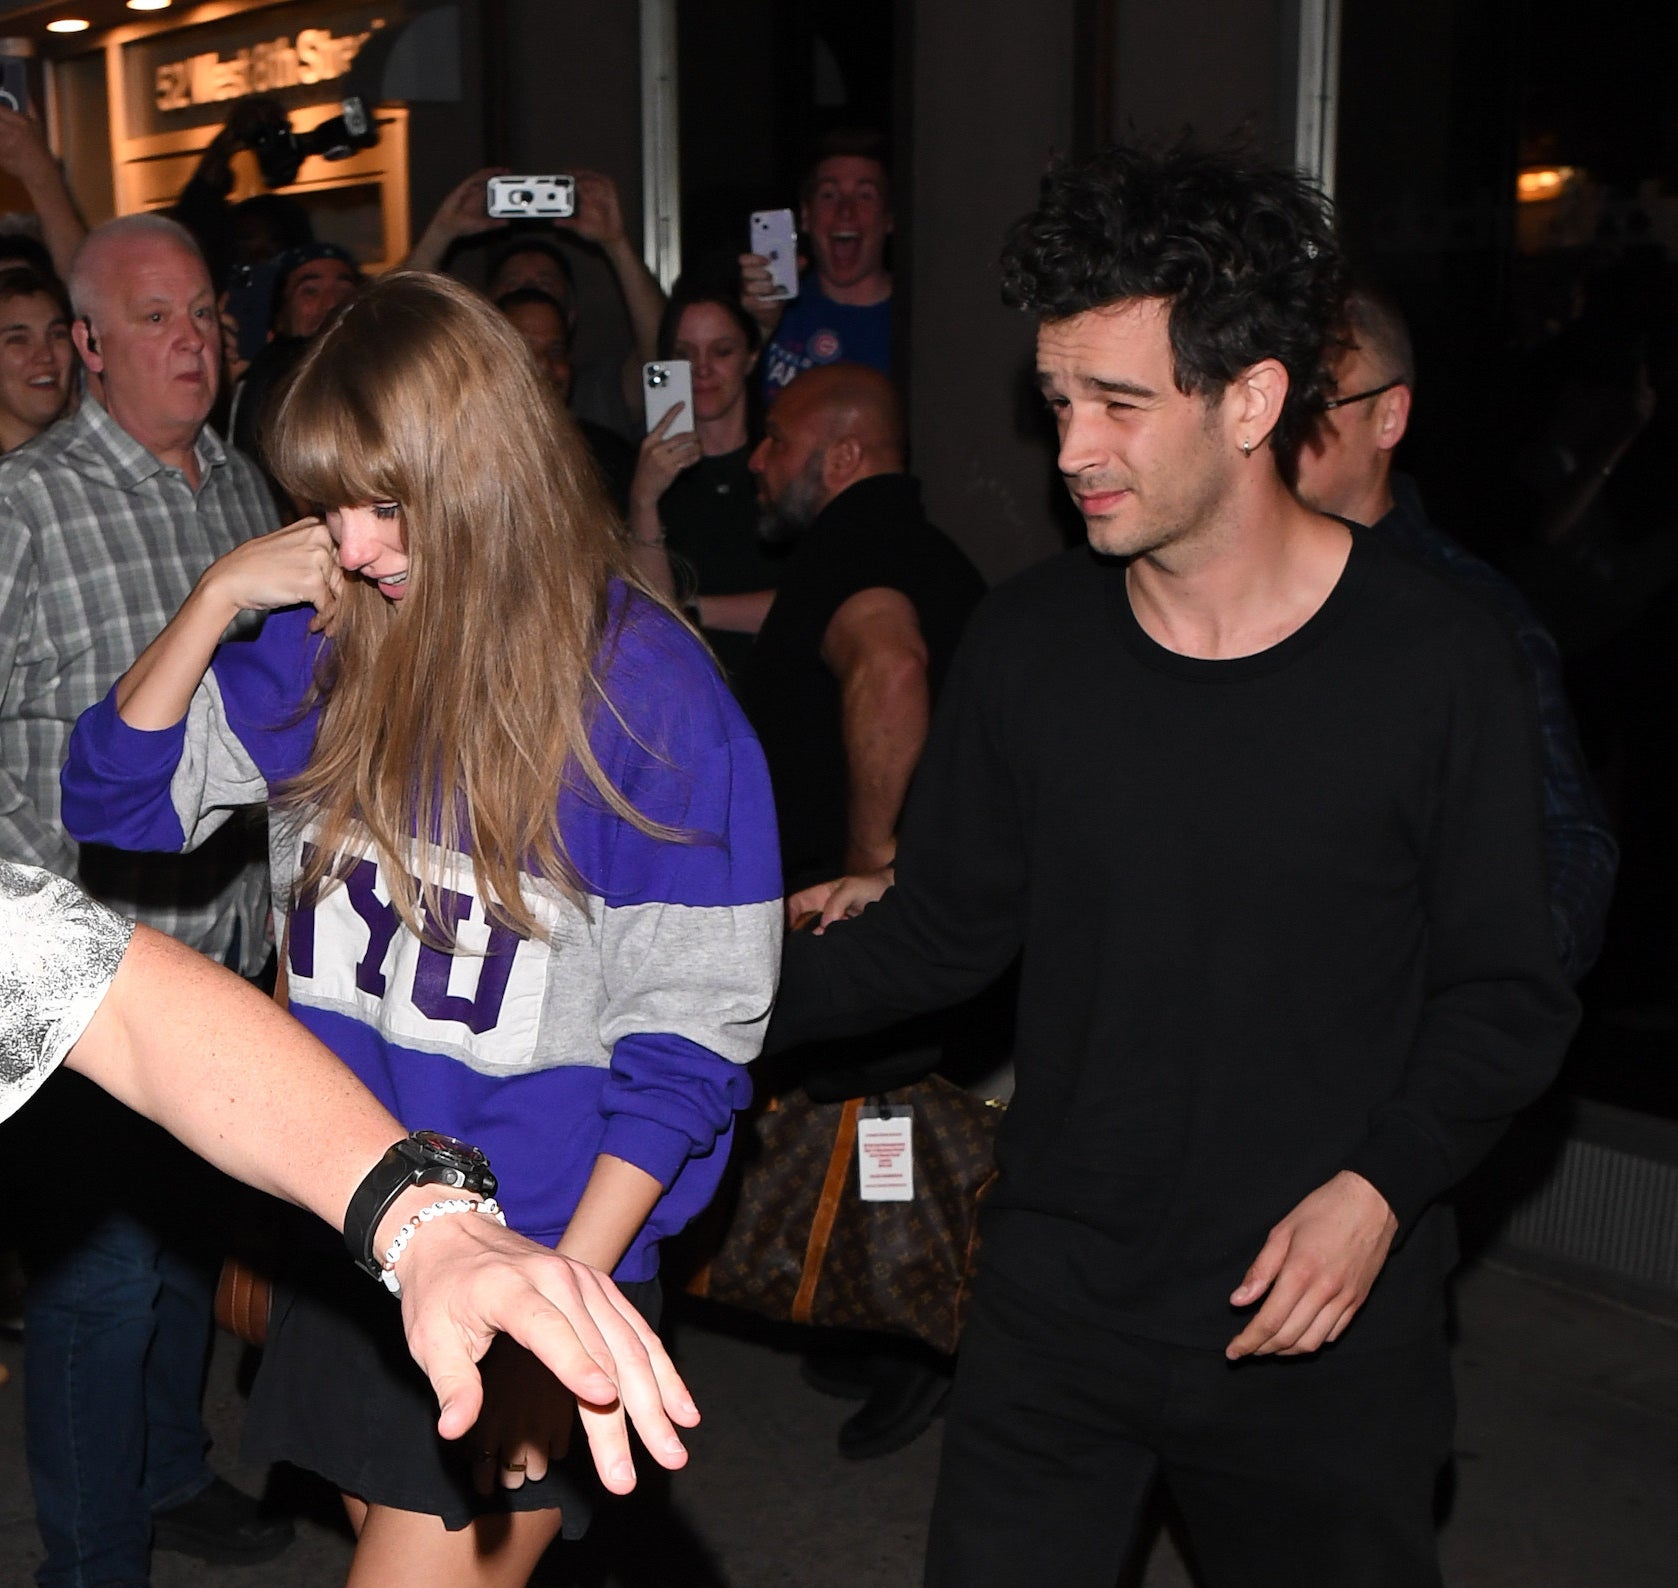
left=1499, top=1139, right=1678, bottom=1294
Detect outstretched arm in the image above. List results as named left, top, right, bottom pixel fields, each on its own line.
left=66, top=923, right=697, bottom=1489
left=0, top=107, right=85, bottom=278
left=557, top=170, right=666, bottom=367
left=403, top=167, right=512, bottom=272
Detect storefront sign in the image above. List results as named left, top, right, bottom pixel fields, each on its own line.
left=121, top=2, right=394, bottom=139
left=154, top=26, right=371, bottom=111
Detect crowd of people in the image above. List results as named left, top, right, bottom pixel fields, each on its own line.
left=0, top=85, right=1626, bottom=1588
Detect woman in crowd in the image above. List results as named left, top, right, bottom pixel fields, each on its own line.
left=628, top=286, right=784, bottom=676
left=62, top=271, right=780, bottom=1588
left=0, top=264, right=73, bottom=452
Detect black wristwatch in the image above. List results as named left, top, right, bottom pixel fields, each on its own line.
left=343, top=1131, right=499, bottom=1281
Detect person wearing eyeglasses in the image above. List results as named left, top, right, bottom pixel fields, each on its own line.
left=1292, top=286, right=1617, bottom=983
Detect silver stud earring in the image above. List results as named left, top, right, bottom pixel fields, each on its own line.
left=1240, top=439, right=1254, bottom=457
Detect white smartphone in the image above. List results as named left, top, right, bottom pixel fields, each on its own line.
left=486, top=175, right=576, bottom=219
left=643, top=360, right=694, bottom=435
left=750, top=208, right=800, bottom=300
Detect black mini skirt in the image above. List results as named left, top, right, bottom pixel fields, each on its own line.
left=242, top=1253, right=661, bottom=1536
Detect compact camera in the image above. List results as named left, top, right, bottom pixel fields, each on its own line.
left=249, top=97, right=377, bottom=189
left=486, top=176, right=577, bottom=219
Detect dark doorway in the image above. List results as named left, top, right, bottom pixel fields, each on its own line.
left=676, top=0, right=895, bottom=286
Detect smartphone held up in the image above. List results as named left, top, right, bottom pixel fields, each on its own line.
left=643, top=361, right=694, bottom=437
left=750, top=209, right=800, bottom=300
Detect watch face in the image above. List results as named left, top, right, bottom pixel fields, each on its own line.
left=410, top=1130, right=488, bottom=1170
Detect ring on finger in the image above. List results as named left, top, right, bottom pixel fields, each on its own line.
left=502, top=1460, right=528, bottom=1473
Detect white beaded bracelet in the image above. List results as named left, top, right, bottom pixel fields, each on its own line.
left=379, top=1196, right=506, bottom=1296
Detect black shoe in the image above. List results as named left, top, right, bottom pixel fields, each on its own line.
left=837, top=1355, right=951, bottom=1460
left=800, top=1348, right=879, bottom=1401
left=152, top=1476, right=294, bottom=1564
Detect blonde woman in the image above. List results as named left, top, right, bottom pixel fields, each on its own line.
left=62, top=271, right=781, bottom=1587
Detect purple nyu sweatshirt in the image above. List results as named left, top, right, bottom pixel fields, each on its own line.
left=63, top=586, right=781, bottom=1280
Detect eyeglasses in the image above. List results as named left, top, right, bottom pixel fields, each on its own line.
left=1322, top=378, right=1403, bottom=411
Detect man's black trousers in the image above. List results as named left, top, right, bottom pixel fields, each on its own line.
left=925, top=1262, right=1453, bottom=1587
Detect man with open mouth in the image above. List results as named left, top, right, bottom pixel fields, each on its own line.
left=742, top=127, right=895, bottom=403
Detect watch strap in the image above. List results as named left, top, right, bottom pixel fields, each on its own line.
left=344, top=1135, right=485, bottom=1280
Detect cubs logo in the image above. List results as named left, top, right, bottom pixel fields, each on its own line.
left=809, top=329, right=841, bottom=363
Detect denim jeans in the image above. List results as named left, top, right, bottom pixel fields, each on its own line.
left=19, top=1077, right=217, bottom=1588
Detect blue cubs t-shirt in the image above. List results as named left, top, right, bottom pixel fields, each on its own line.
left=762, top=277, right=892, bottom=400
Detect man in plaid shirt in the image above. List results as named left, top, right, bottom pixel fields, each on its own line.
left=0, top=212, right=288, bottom=1586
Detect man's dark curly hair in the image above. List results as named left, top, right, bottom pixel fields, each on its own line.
left=1001, top=141, right=1348, bottom=464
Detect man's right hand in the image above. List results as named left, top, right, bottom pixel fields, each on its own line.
left=396, top=1213, right=698, bottom=1494
left=787, top=867, right=895, bottom=932
left=738, top=252, right=788, bottom=339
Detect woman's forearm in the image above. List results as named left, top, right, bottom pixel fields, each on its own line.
left=23, top=161, right=86, bottom=280
left=605, top=235, right=667, bottom=365
left=113, top=581, right=240, bottom=728
left=554, top=1152, right=664, bottom=1273
left=697, top=589, right=775, bottom=634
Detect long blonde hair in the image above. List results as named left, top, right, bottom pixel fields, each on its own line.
left=267, top=270, right=667, bottom=942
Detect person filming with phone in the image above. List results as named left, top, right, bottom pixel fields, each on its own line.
left=628, top=284, right=784, bottom=675
left=740, top=129, right=894, bottom=403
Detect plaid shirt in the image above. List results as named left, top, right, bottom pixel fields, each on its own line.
left=0, top=397, right=278, bottom=970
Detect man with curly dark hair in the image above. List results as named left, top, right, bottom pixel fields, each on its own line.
left=771, top=140, right=1577, bottom=1587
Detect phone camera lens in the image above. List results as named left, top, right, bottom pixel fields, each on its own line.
left=512, top=189, right=533, bottom=207
left=648, top=368, right=667, bottom=387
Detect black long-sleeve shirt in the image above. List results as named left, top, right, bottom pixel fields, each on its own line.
left=771, top=531, right=1579, bottom=1351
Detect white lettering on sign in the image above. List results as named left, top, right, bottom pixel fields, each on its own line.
left=154, top=27, right=372, bottom=112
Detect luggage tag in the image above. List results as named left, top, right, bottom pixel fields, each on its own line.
left=856, top=1098, right=914, bottom=1201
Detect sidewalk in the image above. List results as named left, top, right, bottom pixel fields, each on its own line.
left=0, top=1258, right=1673, bottom=1585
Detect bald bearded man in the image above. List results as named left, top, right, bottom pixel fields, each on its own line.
left=739, top=362, right=986, bottom=1461
left=743, top=363, right=984, bottom=891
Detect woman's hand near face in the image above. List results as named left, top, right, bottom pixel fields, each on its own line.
left=199, top=517, right=344, bottom=633
left=114, top=519, right=340, bottom=730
